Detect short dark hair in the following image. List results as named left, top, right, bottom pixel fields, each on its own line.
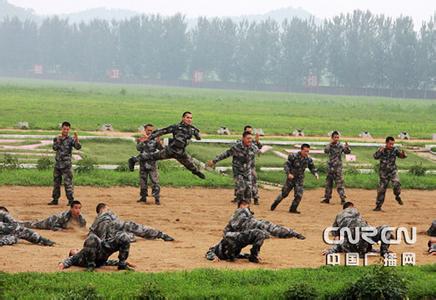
left=61, top=121, right=71, bottom=128
left=331, top=131, right=339, bottom=138
left=242, top=131, right=252, bottom=138
left=96, top=203, right=107, bottom=214
left=144, top=123, right=154, bottom=129
left=343, top=201, right=354, bottom=209
left=301, top=143, right=310, bottom=150
left=182, top=111, right=192, bottom=117
left=386, top=136, right=395, bottom=143
left=70, top=200, right=81, bottom=208
left=244, top=125, right=252, bottom=131
left=0, top=206, right=8, bottom=212
left=238, top=199, right=250, bottom=207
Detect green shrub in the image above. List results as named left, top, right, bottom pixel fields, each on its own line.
left=76, top=157, right=97, bottom=174
left=283, top=282, right=317, bottom=300
left=136, top=281, right=167, bottom=300
left=337, top=266, right=408, bottom=300
left=0, top=154, right=21, bottom=170
left=61, top=284, right=102, bottom=300
left=345, top=166, right=360, bottom=175
left=120, top=88, right=127, bottom=96
left=316, top=164, right=327, bottom=174
left=409, top=163, right=427, bottom=176
left=36, top=157, right=54, bottom=170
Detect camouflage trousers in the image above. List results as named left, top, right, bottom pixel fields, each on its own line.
left=234, top=170, right=259, bottom=202
left=141, top=147, right=200, bottom=174
left=0, top=222, right=42, bottom=246
left=273, top=177, right=304, bottom=209
left=83, top=232, right=130, bottom=269
left=52, top=166, right=74, bottom=201
left=376, top=171, right=401, bottom=206
left=139, top=165, right=160, bottom=200
left=234, top=173, right=253, bottom=202
left=206, top=229, right=269, bottom=261
left=118, top=221, right=165, bottom=240
left=324, top=167, right=346, bottom=201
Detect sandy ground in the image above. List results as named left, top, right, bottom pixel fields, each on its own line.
left=0, top=186, right=434, bottom=273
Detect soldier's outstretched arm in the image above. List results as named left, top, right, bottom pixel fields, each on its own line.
left=150, top=125, right=176, bottom=139
left=59, top=252, right=81, bottom=269
left=212, top=147, right=235, bottom=164
left=193, top=126, right=202, bottom=140
left=397, top=148, right=407, bottom=159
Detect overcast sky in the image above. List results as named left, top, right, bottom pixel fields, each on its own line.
left=9, top=0, right=436, bottom=24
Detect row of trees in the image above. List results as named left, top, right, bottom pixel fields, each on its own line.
left=0, top=10, right=434, bottom=89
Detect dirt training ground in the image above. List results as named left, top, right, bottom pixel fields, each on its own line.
left=0, top=186, right=434, bottom=272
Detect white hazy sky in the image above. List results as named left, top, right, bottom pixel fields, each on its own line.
left=9, top=0, right=436, bottom=24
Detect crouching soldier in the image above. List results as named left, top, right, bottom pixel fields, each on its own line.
left=427, top=220, right=436, bottom=256
left=58, top=232, right=132, bottom=271
left=91, top=203, right=174, bottom=242
left=23, top=200, right=86, bottom=231
left=322, top=202, right=392, bottom=258
left=206, top=199, right=305, bottom=263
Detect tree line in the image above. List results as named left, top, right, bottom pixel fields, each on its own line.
left=0, top=10, right=434, bottom=89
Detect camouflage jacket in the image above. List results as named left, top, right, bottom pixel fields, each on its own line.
left=223, top=208, right=299, bottom=238
left=52, top=136, right=81, bottom=168
left=136, top=137, right=164, bottom=169
left=150, top=122, right=201, bottom=154
left=331, top=208, right=368, bottom=236
left=373, top=147, right=406, bottom=174
left=89, top=211, right=120, bottom=240
left=34, top=210, right=87, bottom=230
left=324, top=142, right=351, bottom=168
left=213, top=141, right=260, bottom=177
left=0, top=211, right=18, bottom=224
left=284, top=152, right=318, bottom=179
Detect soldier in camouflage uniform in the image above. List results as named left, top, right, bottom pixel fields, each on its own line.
left=241, top=125, right=263, bottom=205
left=129, top=112, right=205, bottom=179
left=321, top=131, right=351, bottom=205
left=49, top=121, right=82, bottom=206
left=90, top=203, right=174, bottom=242
left=206, top=199, right=305, bottom=262
left=133, top=124, right=164, bottom=204
left=0, top=206, right=54, bottom=246
left=427, top=220, right=436, bottom=255
left=323, top=202, right=391, bottom=257
left=58, top=231, right=132, bottom=271
left=271, top=144, right=319, bottom=214
left=373, top=136, right=407, bottom=211
left=24, top=200, right=86, bottom=231
left=208, top=131, right=260, bottom=204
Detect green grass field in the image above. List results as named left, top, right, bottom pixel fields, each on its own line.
left=1, top=78, right=436, bottom=138
left=1, top=265, right=435, bottom=299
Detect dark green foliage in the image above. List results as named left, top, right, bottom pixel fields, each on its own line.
left=36, top=157, right=54, bottom=170
left=60, top=285, right=102, bottom=300
left=409, top=163, right=427, bottom=176
left=0, top=154, right=21, bottom=170
left=75, top=157, right=97, bottom=174
left=283, top=282, right=318, bottom=300
left=136, top=281, right=167, bottom=300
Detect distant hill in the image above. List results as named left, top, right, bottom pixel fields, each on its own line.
left=0, top=0, right=37, bottom=21
left=0, top=0, right=317, bottom=25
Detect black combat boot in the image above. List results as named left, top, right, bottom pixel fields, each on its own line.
left=192, top=170, right=206, bottom=179
left=137, top=196, right=147, bottom=203
left=253, top=198, right=259, bottom=205
left=373, top=205, right=382, bottom=211
left=39, top=237, right=55, bottom=246
left=320, top=198, right=330, bottom=204
left=48, top=199, right=59, bottom=205
left=154, top=197, right=161, bottom=205
left=160, top=233, right=174, bottom=242
left=67, top=199, right=75, bottom=206
left=395, top=195, right=404, bottom=205
left=270, top=195, right=283, bottom=211
left=289, top=202, right=301, bottom=214
left=340, top=198, right=346, bottom=205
